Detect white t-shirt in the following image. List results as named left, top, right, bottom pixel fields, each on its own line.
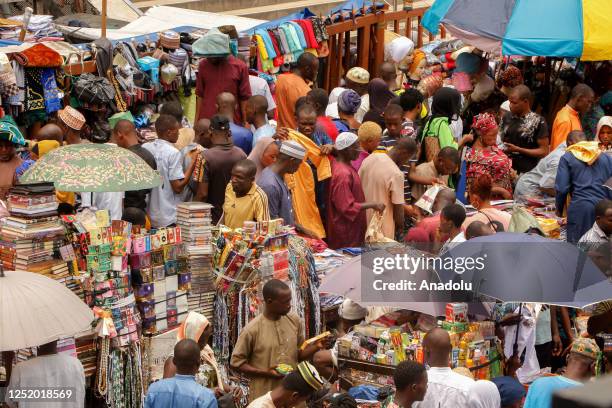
left=6, top=354, right=85, bottom=408
left=81, top=192, right=124, bottom=221
left=143, top=139, right=185, bottom=227
left=249, top=75, right=276, bottom=111
left=414, top=367, right=474, bottom=408
left=325, top=87, right=369, bottom=123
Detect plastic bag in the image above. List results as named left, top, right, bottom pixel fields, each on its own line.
left=508, top=205, right=545, bottom=235
left=365, top=212, right=395, bottom=243
left=73, top=73, right=115, bottom=105
left=415, top=184, right=444, bottom=214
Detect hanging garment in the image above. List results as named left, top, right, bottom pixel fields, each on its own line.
left=41, top=68, right=62, bottom=114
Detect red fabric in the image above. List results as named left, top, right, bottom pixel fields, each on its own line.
left=196, top=56, right=252, bottom=123
left=404, top=227, right=430, bottom=243
left=19, top=43, right=62, bottom=67
left=317, top=116, right=339, bottom=141
left=296, top=20, right=318, bottom=48
left=414, top=213, right=447, bottom=242
left=326, top=161, right=367, bottom=249
left=267, top=30, right=284, bottom=67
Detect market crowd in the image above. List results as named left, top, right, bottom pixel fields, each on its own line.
left=0, top=25, right=611, bottom=408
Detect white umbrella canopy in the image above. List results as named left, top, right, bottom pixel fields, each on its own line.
left=0, top=270, right=94, bottom=351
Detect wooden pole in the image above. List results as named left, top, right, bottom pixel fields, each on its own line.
left=19, top=7, right=33, bottom=42
left=101, top=0, right=107, bottom=39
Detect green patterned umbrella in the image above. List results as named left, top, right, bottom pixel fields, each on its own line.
left=21, top=143, right=162, bottom=192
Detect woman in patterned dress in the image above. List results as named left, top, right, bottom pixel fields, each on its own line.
left=465, top=113, right=514, bottom=199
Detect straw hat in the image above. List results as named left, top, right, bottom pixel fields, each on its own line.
left=58, top=106, right=86, bottom=131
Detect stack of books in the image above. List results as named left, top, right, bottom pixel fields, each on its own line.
left=176, top=202, right=215, bottom=320
left=0, top=183, right=80, bottom=296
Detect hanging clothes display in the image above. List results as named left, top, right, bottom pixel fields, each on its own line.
left=253, top=17, right=328, bottom=75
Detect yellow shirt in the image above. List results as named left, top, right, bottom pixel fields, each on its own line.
left=550, top=105, right=582, bottom=150
left=285, top=130, right=331, bottom=239
left=222, top=183, right=270, bottom=229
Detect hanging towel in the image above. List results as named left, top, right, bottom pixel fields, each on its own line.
left=288, top=21, right=308, bottom=49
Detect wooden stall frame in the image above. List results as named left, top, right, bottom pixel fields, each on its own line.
left=323, top=6, right=445, bottom=92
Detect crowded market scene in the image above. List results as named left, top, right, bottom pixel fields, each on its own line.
left=0, top=0, right=611, bottom=407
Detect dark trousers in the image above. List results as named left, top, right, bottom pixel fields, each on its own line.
left=535, top=341, right=552, bottom=369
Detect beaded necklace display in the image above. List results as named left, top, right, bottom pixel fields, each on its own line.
left=96, top=337, right=110, bottom=397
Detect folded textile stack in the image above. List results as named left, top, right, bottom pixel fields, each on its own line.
left=0, top=183, right=82, bottom=298
left=9, top=14, right=63, bottom=39
left=0, top=18, right=24, bottom=40
left=176, top=202, right=215, bottom=320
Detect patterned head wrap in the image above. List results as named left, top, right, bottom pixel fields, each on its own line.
left=409, top=50, right=427, bottom=75
left=472, top=113, right=498, bottom=135
left=338, top=89, right=362, bottom=115
left=0, top=117, right=26, bottom=146
left=498, top=65, right=524, bottom=89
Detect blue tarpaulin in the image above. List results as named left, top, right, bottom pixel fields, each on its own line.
left=245, top=8, right=315, bottom=34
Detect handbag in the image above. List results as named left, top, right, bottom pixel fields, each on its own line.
left=73, top=73, right=115, bottom=105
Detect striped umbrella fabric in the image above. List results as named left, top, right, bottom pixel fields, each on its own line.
left=422, top=0, right=612, bottom=61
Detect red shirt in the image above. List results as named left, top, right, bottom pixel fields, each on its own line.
left=317, top=116, right=339, bottom=142
left=326, top=160, right=367, bottom=249
left=196, top=56, right=252, bottom=123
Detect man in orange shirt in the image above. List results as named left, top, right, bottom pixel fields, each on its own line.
left=550, top=84, right=594, bottom=149
left=275, top=53, right=319, bottom=129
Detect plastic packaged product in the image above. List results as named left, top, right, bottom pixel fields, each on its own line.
left=451, top=348, right=459, bottom=368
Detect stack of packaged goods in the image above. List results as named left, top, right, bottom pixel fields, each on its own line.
left=176, top=202, right=215, bottom=320
left=336, top=304, right=502, bottom=387
left=0, top=183, right=77, bottom=291
left=131, top=226, right=189, bottom=334
left=75, top=334, right=98, bottom=378
left=443, top=303, right=501, bottom=380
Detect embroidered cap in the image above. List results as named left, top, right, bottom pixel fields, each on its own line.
left=296, top=361, right=325, bottom=391
left=346, top=67, right=370, bottom=84
left=279, top=140, right=306, bottom=160
left=335, top=132, right=358, bottom=151
left=570, top=337, right=600, bottom=360
left=338, top=298, right=367, bottom=320
left=58, top=106, right=86, bottom=131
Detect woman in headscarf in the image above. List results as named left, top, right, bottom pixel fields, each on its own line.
left=407, top=50, right=427, bottom=87
left=596, top=116, right=612, bottom=153
left=497, top=65, right=524, bottom=96
left=465, top=113, right=514, bottom=196
left=247, top=137, right=280, bottom=181
left=467, top=380, right=501, bottom=408
left=419, top=87, right=469, bottom=162
left=333, top=89, right=362, bottom=133
left=362, top=78, right=395, bottom=128
left=163, top=311, right=237, bottom=397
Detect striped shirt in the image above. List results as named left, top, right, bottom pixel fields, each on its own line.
left=380, top=124, right=417, bottom=204
left=222, top=183, right=270, bottom=229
